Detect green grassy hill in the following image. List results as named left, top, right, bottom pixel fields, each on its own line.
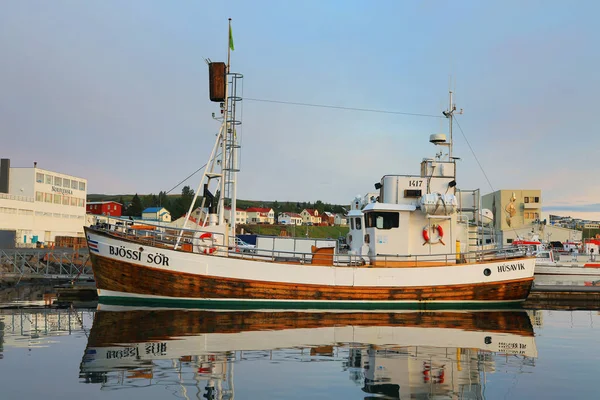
left=241, top=224, right=349, bottom=239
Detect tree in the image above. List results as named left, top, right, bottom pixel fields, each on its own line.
left=128, top=193, right=143, bottom=217
left=315, top=200, right=325, bottom=214
left=172, top=186, right=196, bottom=219
left=158, top=191, right=170, bottom=208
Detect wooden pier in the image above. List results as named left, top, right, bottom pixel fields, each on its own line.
left=0, top=247, right=93, bottom=283
left=524, top=285, right=600, bottom=310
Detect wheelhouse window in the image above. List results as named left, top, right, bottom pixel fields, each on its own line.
left=365, top=212, right=399, bottom=230
left=355, top=217, right=362, bottom=230
left=350, top=218, right=355, bottom=230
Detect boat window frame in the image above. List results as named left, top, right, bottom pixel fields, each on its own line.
left=364, top=211, right=400, bottom=230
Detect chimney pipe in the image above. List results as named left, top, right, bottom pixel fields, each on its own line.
left=0, top=159, right=10, bottom=194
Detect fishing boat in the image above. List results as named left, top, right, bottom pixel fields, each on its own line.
left=83, top=21, right=535, bottom=308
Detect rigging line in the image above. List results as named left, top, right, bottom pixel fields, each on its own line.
left=164, top=151, right=223, bottom=195
left=453, top=116, right=495, bottom=193
left=454, top=116, right=524, bottom=241
left=244, top=97, right=444, bottom=118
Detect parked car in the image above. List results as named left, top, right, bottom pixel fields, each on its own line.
left=230, top=237, right=256, bottom=253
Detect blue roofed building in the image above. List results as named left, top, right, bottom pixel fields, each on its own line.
left=142, top=207, right=171, bottom=223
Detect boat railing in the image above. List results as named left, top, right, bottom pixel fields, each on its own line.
left=88, top=218, right=227, bottom=250
left=89, top=221, right=528, bottom=267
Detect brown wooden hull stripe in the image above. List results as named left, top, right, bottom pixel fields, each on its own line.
left=91, top=254, right=533, bottom=302
left=87, top=309, right=534, bottom=347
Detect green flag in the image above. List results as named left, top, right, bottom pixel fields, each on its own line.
left=229, top=25, right=234, bottom=51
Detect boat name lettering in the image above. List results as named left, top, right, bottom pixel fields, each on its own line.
left=498, top=342, right=527, bottom=354
left=106, top=346, right=139, bottom=359
left=497, top=262, right=525, bottom=273
left=109, top=245, right=142, bottom=261
left=408, top=180, right=423, bottom=187
left=51, top=186, right=73, bottom=195
left=145, top=342, right=167, bottom=355
left=108, top=245, right=169, bottom=266
left=498, top=342, right=527, bottom=349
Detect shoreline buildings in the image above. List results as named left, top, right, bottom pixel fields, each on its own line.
left=0, top=159, right=87, bottom=247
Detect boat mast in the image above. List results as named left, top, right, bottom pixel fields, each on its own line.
left=218, top=19, right=231, bottom=228
left=442, top=91, right=462, bottom=159
left=227, top=18, right=238, bottom=239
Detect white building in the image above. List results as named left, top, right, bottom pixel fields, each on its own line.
left=225, top=207, right=248, bottom=225
left=278, top=212, right=303, bottom=225
left=0, top=159, right=87, bottom=247
left=334, top=214, right=348, bottom=226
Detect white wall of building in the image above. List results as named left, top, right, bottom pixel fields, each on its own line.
left=0, top=166, right=87, bottom=246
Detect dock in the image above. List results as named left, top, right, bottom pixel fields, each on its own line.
left=0, top=247, right=93, bottom=283
left=524, top=284, right=600, bottom=310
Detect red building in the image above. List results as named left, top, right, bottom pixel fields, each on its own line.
left=86, top=201, right=123, bottom=217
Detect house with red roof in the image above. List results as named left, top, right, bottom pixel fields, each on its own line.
left=321, top=211, right=336, bottom=226
left=300, top=209, right=321, bottom=225
left=246, top=207, right=274, bottom=224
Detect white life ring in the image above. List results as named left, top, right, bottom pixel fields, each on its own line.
left=199, top=232, right=217, bottom=254
left=422, top=224, right=445, bottom=245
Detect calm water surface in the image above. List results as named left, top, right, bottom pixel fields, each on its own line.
left=0, top=302, right=599, bottom=400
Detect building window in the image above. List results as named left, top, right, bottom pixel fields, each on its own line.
left=63, top=178, right=70, bottom=188
left=71, top=197, right=77, bottom=206
left=63, top=196, right=70, bottom=205
left=78, top=198, right=84, bottom=207
left=45, top=175, right=53, bottom=185
left=524, top=197, right=529, bottom=203
left=54, top=194, right=61, bottom=204
left=44, top=193, right=52, bottom=203
left=71, top=180, right=78, bottom=189
left=36, top=173, right=44, bottom=183
left=54, top=177, right=62, bottom=187
left=36, top=191, right=43, bottom=202
left=534, top=197, right=539, bottom=203
left=79, top=182, right=86, bottom=191
left=534, top=212, right=539, bottom=219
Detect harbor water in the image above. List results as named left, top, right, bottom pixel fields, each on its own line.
left=0, top=291, right=599, bottom=399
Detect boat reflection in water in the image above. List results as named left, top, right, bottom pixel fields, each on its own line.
left=80, top=308, right=538, bottom=399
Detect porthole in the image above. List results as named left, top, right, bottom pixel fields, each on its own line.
left=484, top=268, right=491, bottom=276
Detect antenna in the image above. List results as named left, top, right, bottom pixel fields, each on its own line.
left=441, top=90, right=463, bottom=159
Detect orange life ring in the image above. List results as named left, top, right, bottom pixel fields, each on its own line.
left=423, top=224, right=445, bottom=245
left=199, top=232, right=217, bottom=254
left=422, top=227, right=430, bottom=243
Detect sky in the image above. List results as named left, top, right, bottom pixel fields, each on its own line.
left=1, top=1, right=599, bottom=218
